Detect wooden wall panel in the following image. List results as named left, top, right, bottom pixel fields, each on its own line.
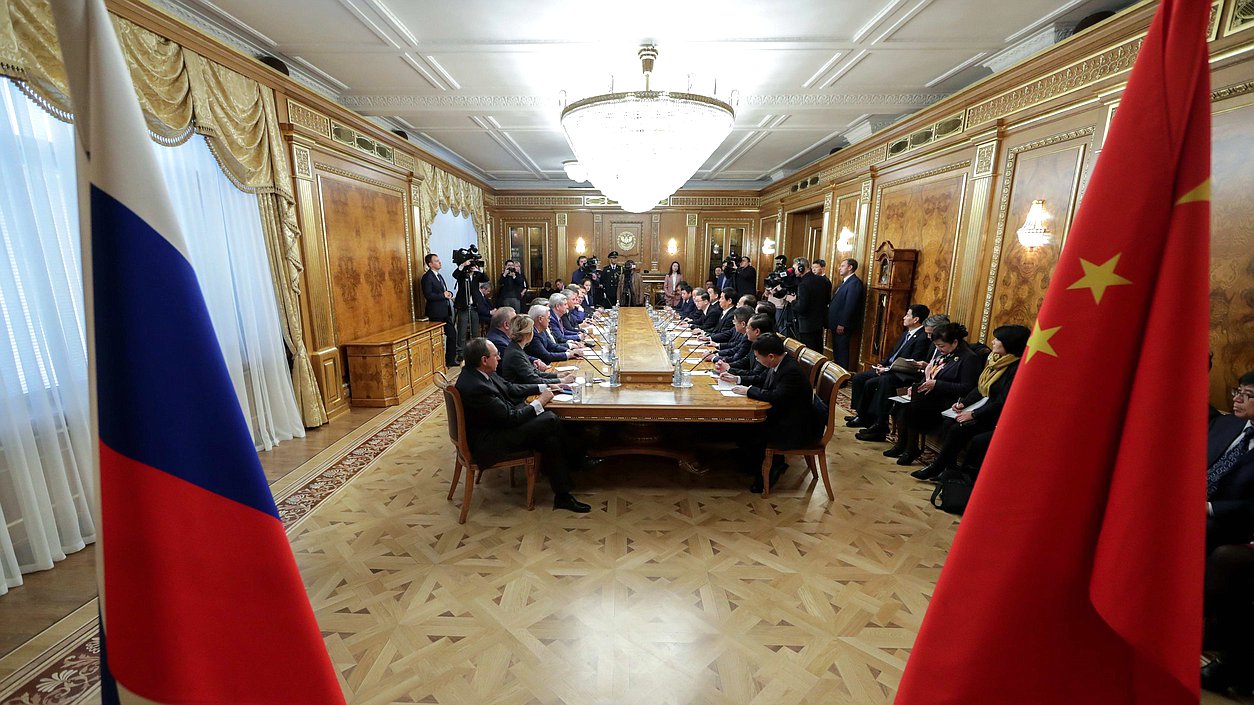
left=987, top=143, right=1086, bottom=334
left=874, top=171, right=967, bottom=316
left=833, top=192, right=860, bottom=266
left=1210, top=100, right=1254, bottom=407
left=319, top=176, right=412, bottom=343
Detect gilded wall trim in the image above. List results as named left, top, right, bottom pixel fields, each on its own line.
left=287, top=99, right=331, bottom=138
left=291, top=143, right=312, bottom=180
left=965, top=36, right=1145, bottom=129
left=394, top=152, right=416, bottom=174
left=313, top=163, right=406, bottom=193
left=1224, top=0, right=1254, bottom=37
left=817, top=145, right=887, bottom=184
left=492, top=194, right=758, bottom=209
left=978, top=126, right=1096, bottom=339
left=974, top=140, right=998, bottom=178
left=1213, top=78, right=1254, bottom=101
left=868, top=160, right=972, bottom=257
left=330, top=120, right=396, bottom=164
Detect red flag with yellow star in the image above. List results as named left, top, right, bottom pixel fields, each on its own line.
left=895, top=1, right=1210, bottom=703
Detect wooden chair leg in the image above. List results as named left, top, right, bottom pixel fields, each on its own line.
left=525, top=459, right=537, bottom=510
left=817, top=453, right=835, bottom=501
left=459, top=464, right=476, bottom=524
left=804, top=454, right=817, bottom=478
left=761, top=451, right=774, bottom=498
left=447, top=457, right=463, bottom=501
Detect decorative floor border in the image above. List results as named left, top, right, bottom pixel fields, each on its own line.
left=0, top=388, right=446, bottom=704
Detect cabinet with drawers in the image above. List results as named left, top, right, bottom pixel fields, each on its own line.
left=342, top=321, right=448, bottom=407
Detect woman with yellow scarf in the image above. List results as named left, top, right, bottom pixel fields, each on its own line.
left=911, top=324, right=1031, bottom=481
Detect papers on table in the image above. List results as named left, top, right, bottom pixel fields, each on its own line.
left=551, top=394, right=574, bottom=403
left=554, top=365, right=579, bottom=371
left=719, top=390, right=744, bottom=397
left=690, top=370, right=714, bottom=376
left=889, top=395, right=912, bottom=404
left=941, top=396, right=988, bottom=418
left=684, top=340, right=706, bottom=347
left=711, top=381, right=733, bottom=391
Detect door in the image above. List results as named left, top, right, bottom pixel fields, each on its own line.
left=505, top=222, right=548, bottom=288
left=704, top=223, right=747, bottom=284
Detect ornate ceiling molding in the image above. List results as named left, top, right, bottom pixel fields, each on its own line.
left=338, top=92, right=950, bottom=113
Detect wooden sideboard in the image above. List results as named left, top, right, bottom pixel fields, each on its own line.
left=342, top=321, right=447, bottom=407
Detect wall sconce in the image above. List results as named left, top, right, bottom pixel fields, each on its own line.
left=563, top=160, right=588, bottom=182
left=575, top=237, right=586, bottom=254
left=666, top=237, right=678, bottom=255
left=836, top=226, right=855, bottom=253
left=1016, top=200, right=1052, bottom=248
left=761, top=237, right=777, bottom=255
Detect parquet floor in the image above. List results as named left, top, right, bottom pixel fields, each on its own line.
left=290, top=409, right=958, bottom=705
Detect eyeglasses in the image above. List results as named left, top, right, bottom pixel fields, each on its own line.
left=1233, top=388, right=1254, bottom=401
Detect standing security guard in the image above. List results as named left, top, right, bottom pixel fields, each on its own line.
left=601, top=250, right=623, bottom=306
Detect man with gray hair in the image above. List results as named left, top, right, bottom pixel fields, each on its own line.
left=785, top=256, right=830, bottom=352
left=527, top=304, right=582, bottom=364
left=548, top=293, right=582, bottom=343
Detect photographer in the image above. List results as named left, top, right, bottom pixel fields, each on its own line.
left=734, top=256, right=757, bottom=299
left=601, top=252, right=623, bottom=305
left=451, top=246, right=488, bottom=365
left=497, top=258, right=527, bottom=312
left=764, top=266, right=799, bottom=339
left=620, top=259, right=641, bottom=307
left=784, top=256, right=830, bottom=352
left=572, top=255, right=591, bottom=285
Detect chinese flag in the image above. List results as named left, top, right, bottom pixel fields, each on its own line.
left=895, top=1, right=1210, bottom=703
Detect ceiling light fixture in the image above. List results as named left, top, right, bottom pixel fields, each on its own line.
left=562, top=160, right=588, bottom=182
left=560, top=45, right=735, bottom=214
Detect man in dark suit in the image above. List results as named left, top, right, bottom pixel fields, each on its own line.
left=454, top=338, right=599, bottom=513
left=827, top=258, right=865, bottom=369
left=716, top=313, right=775, bottom=381
left=714, top=266, right=730, bottom=292
left=422, top=253, right=458, bottom=367
left=845, top=303, right=931, bottom=427
left=708, top=288, right=739, bottom=344
left=1207, top=372, right=1254, bottom=553
left=496, top=259, right=527, bottom=312
left=692, top=290, right=720, bottom=333
left=734, top=256, right=758, bottom=299
left=786, top=257, right=831, bottom=352
left=474, top=282, right=493, bottom=334
left=731, top=333, right=824, bottom=493
left=525, top=305, right=583, bottom=364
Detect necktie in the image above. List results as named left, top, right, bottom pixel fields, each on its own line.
left=1208, top=426, right=1253, bottom=497
left=888, top=331, right=914, bottom=363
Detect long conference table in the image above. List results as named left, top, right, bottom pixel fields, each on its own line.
left=546, top=307, right=768, bottom=473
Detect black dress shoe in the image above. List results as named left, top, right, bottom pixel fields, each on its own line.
left=845, top=416, right=868, bottom=428
left=910, top=463, right=946, bottom=481
left=1202, top=658, right=1254, bottom=695
left=856, top=427, right=888, bottom=442
left=553, top=493, right=591, bottom=513
left=578, top=457, right=605, bottom=471
left=844, top=414, right=857, bottom=422
left=882, top=443, right=906, bottom=457
left=896, top=449, right=921, bottom=466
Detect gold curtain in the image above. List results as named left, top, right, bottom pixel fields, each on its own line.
left=0, top=0, right=327, bottom=426
left=418, top=161, right=487, bottom=253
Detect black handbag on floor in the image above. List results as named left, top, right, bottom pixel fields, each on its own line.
left=930, top=472, right=975, bottom=515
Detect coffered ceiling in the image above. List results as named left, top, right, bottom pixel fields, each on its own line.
left=160, top=0, right=1133, bottom=190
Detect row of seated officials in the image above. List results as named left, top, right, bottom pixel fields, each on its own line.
left=453, top=282, right=829, bottom=514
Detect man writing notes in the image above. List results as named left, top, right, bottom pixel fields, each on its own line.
left=455, top=338, right=600, bottom=513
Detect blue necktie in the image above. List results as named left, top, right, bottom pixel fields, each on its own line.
left=1208, top=426, right=1253, bottom=498
left=887, top=331, right=914, bottom=364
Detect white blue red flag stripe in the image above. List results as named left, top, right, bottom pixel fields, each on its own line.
left=49, top=2, right=344, bottom=703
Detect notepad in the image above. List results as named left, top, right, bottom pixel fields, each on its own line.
left=889, top=395, right=912, bottom=404
left=941, top=396, right=988, bottom=418
left=720, top=390, right=744, bottom=397
left=551, top=394, right=574, bottom=403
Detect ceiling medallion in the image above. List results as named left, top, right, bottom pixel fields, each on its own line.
left=560, top=45, right=735, bottom=214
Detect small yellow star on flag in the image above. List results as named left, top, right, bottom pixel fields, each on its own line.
left=1175, top=177, right=1210, bottom=205
left=1067, top=254, right=1132, bottom=304
left=1025, top=322, right=1061, bottom=363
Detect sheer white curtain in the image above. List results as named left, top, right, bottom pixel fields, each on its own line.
left=0, top=80, right=95, bottom=596
left=0, top=80, right=305, bottom=595
left=151, top=135, right=304, bottom=452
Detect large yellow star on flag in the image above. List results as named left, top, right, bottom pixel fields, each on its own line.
left=1024, top=322, right=1061, bottom=363
left=1067, top=254, right=1132, bottom=304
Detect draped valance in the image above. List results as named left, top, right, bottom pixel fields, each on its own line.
left=418, top=160, right=486, bottom=248
left=0, top=0, right=327, bottom=427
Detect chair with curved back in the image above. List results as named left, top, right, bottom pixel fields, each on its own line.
left=796, top=347, right=829, bottom=386
left=760, top=360, right=851, bottom=500
left=783, top=337, right=804, bottom=359
left=434, top=371, right=538, bottom=524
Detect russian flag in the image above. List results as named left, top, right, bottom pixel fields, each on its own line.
left=50, top=2, right=345, bottom=703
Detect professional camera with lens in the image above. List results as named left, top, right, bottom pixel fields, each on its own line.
left=581, top=256, right=600, bottom=273
left=765, top=268, right=799, bottom=296
left=721, top=256, right=739, bottom=273
left=772, top=254, right=789, bottom=272
left=624, top=260, right=638, bottom=274
left=451, top=244, right=485, bottom=269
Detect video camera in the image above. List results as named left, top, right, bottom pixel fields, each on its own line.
left=765, top=267, right=799, bottom=296
left=581, top=256, right=600, bottom=273
left=452, top=245, right=485, bottom=269
left=773, top=255, right=788, bottom=272
left=624, top=260, right=638, bottom=273
left=722, top=256, right=739, bottom=273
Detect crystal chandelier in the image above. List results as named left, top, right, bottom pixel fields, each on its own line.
left=560, top=46, right=735, bottom=213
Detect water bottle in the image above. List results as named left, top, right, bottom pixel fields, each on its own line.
left=610, top=357, right=621, bottom=388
